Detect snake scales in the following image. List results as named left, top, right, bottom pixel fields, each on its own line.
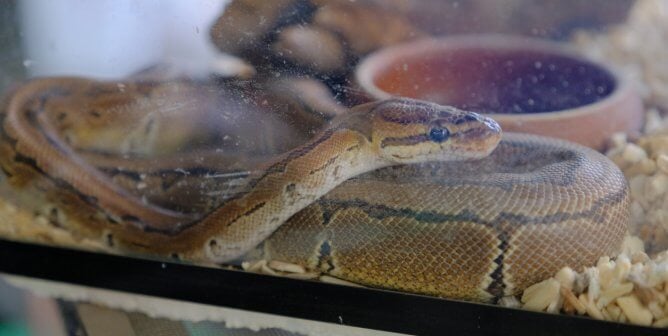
left=0, top=77, right=629, bottom=301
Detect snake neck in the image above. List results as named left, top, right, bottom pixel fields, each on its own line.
left=188, top=128, right=378, bottom=262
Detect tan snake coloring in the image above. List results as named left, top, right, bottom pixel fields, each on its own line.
left=0, top=78, right=629, bottom=301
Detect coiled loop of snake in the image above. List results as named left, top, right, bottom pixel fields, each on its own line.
left=0, top=78, right=628, bottom=301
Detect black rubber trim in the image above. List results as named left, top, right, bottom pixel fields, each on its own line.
left=0, top=238, right=663, bottom=336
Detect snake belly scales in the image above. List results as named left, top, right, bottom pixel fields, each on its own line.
left=0, top=78, right=629, bottom=302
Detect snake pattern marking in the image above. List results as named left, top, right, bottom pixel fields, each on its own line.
left=0, top=78, right=629, bottom=301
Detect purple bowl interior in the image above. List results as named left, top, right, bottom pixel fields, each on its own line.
left=372, top=47, right=616, bottom=114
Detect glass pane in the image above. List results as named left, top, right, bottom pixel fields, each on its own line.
left=2, top=0, right=668, bottom=333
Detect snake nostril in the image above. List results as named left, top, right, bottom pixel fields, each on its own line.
left=485, top=120, right=501, bottom=133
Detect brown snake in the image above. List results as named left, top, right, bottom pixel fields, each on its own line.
left=0, top=78, right=629, bottom=301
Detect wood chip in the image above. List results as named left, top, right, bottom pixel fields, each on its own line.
left=561, top=287, right=586, bottom=315
left=622, top=143, right=647, bottom=163
left=648, top=301, right=664, bottom=319
left=657, top=154, right=668, bottom=174
left=598, top=283, right=634, bottom=308
left=498, top=296, right=521, bottom=309
left=521, top=278, right=560, bottom=312
left=555, top=267, right=576, bottom=290
left=319, top=275, right=365, bottom=287
left=241, top=260, right=266, bottom=273
left=282, top=272, right=320, bottom=280
left=605, top=304, right=623, bottom=321
left=654, top=316, right=668, bottom=327
left=579, top=293, right=604, bottom=320
left=260, top=262, right=278, bottom=276
left=617, top=295, right=653, bottom=326
left=267, top=260, right=306, bottom=274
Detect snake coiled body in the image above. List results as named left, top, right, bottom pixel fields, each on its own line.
left=0, top=78, right=629, bottom=301
left=264, top=133, right=629, bottom=301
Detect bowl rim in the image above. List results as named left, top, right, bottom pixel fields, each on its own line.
left=355, top=34, right=635, bottom=121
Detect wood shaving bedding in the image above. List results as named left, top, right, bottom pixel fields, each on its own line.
left=508, top=236, right=668, bottom=327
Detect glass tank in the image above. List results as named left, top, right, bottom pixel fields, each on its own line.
left=1, top=0, right=667, bottom=335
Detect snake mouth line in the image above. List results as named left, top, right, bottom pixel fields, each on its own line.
left=390, top=153, right=414, bottom=160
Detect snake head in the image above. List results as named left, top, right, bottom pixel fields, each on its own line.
left=363, top=98, right=502, bottom=164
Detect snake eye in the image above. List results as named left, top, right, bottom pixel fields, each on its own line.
left=428, top=127, right=450, bottom=142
